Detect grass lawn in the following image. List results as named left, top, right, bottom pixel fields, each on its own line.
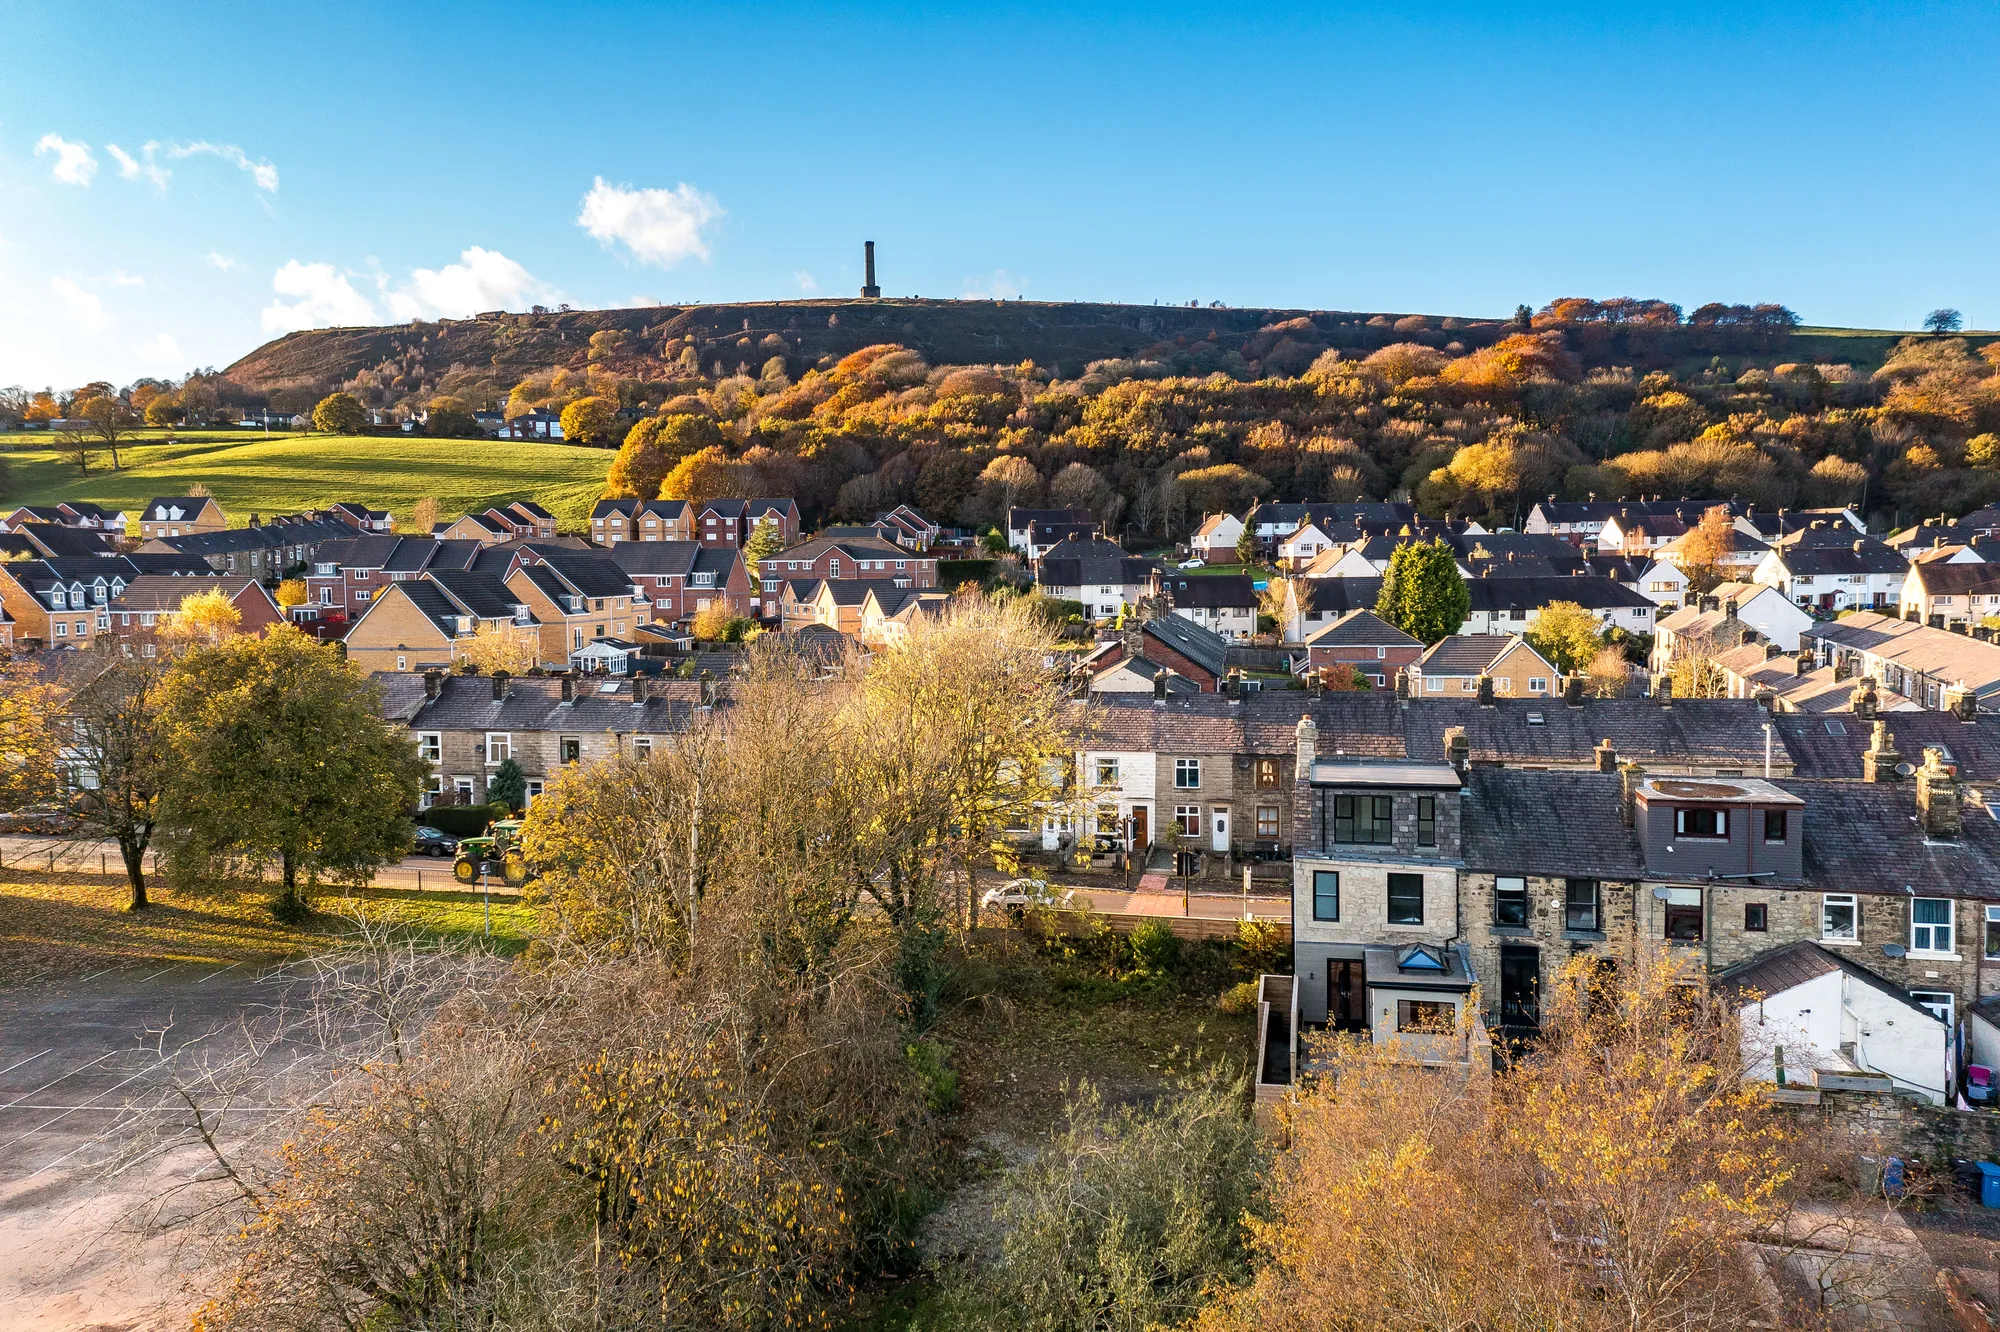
left=0, top=871, right=535, bottom=986
left=0, top=430, right=611, bottom=530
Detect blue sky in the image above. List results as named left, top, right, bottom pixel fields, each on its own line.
left=3, top=0, right=1997, bottom=388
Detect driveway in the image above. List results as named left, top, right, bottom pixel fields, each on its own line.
left=0, top=961, right=318, bottom=1331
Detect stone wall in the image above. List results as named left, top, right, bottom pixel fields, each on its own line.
left=1793, top=1085, right=2000, bottom=1169
left=1461, top=872, right=1639, bottom=1020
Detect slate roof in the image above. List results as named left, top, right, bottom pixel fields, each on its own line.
left=122, top=552, right=215, bottom=576
left=1007, top=506, right=1092, bottom=531
left=406, top=674, right=712, bottom=735
left=508, top=500, right=556, bottom=521
left=1586, top=555, right=1658, bottom=583
left=865, top=585, right=947, bottom=616
left=1080, top=692, right=1407, bottom=758
left=142, top=497, right=216, bottom=522
left=425, top=569, right=526, bottom=622
left=1908, top=562, right=2000, bottom=597
left=18, top=524, right=119, bottom=558
left=1715, top=941, right=1937, bottom=1017
left=1417, top=634, right=1520, bottom=676
left=608, top=541, right=741, bottom=581
left=1295, top=578, right=1385, bottom=615
left=1775, top=777, right=2000, bottom=900
left=1158, top=573, right=1258, bottom=610
left=1806, top=613, right=2000, bottom=694
left=1774, top=712, right=2000, bottom=781
left=1038, top=536, right=1157, bottom=590
left=1141, top=614, right=1229, bottom=677
left=369, top=671, right=432, bottom=722
left=1303, top=609, right=1420, bottom=649
left=1460, top=768, right=1644, bottom=878
left=1770, top=541, right=1909, bottom=577
left=780, top=534, right=910, bottom=562
left=108, top=574, right=261, bottom=612
left=532, top=551, right=640, bottom=598
left=700, top=498, right=749, bottom=520
left=1403, top=697, right=1778, bottom=770
left=1463, top=575, right=1655, bottom=612
left=315, top=534, right=403, bottom=569
left=150, top=517, right=352, bottom=555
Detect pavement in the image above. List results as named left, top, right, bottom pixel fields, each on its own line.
left=0, top=833, right=483, bottom=891
left=0, top=960, right=321, bottom=1331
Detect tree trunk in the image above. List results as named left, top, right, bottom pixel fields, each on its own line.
left=274, top=849, right=304, bottom=918
left=120, top=838, right=148, bottom=912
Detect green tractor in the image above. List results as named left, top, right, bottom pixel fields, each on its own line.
left=452, top=817, right=533, bottom=887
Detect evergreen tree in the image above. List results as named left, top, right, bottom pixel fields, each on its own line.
left=1375, top=539, right=1469, bottom=645
left=486, top=757, right=528, bottom=814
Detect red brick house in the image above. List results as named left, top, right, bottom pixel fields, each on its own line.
left=608, top=541, right=753, bottom=623
left=1295, top=609, right=1423, bottom=687
left=757, top=534, right=937, bottom=608
left=1080, top=616, right=1231, bottom=693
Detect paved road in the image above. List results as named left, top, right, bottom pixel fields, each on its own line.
left=0, top=959, right=322, bottom=1330
left=0, top=833, right=488, bottom=890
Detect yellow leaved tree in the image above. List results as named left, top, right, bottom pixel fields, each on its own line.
left=160, top=588, right=242, bottom=647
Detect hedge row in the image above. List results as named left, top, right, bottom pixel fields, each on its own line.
left=421, top=803, right=510, bottom=838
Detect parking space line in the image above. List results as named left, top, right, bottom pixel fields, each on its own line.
left=197, top=961, right=242, bottom=984
left=0, top=1047, right=53, bottom=1080
left=0, top=1050, right=115, bottom=1110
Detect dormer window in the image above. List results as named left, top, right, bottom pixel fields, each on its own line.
left=1674, top=808, right=1728, bottom=839
left=50, top=588, right=65, bottom=609
left=513, top=605, right=531, bottom=624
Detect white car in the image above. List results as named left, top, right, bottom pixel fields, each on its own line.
left=980, top=878, right=1076, bottom=911
left=1178, top=558, right=1206, bottom=569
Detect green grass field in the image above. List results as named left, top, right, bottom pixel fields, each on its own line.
left=0, top=429, right=611, bottom=530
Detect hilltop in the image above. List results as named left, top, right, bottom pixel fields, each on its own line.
left=222, top=298, right=1833, bottom=402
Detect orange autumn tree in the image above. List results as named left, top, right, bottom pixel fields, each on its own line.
left=1202, top=949, right=1815, bottom=1332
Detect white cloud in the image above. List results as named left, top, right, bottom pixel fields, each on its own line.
left=35, top=133, right=96, bottom=186
left=49, top=277, right=108, bottom=330
left=109, top=270, right=145, bottom=287
left=106, top=142, right=171, bottom=189
left=133, top=332, right=184, bottom=369
left=166, top=140, right=278, bottom=192
left=962, top=269, right=1026, bottom=300
left=576, top=176, right=721, bottom=267
left=382, top=246, right=551, bottom=321
left=206, top=250, right=238, bottom=271
left=261, top=260, right=377, bottom=333
left=794, top=270, right=819, bottom=293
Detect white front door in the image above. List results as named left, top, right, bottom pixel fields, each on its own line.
left=1211, top=808, right=1230, bottom=854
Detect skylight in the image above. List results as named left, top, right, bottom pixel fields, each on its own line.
left=1825, top=720, right=1846, bottom=736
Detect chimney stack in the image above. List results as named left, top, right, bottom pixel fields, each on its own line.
left=1564, top=672, right=1584, bottom=707
left=1295, top=713, right=1318, bottom=775
left=491, top=670, right=510, bottom=701
left=1863, top=720, right=1901, bottom=783
left=1832, top=655, right=1850, bottom=682
left=1394, top=667, right=1409, bottom=701
left=1475, top=673, right=1494, bottom=706
left=1944, top=682, right=1978, bottom=722
left=1849, top=675, right=1877, bottom=720
left=1153, top=667, right=1169, bottom=701
left=632, top=675, right=650, bottom=706
left=1916, top=747, right=1962, bottom=838
left=422, top=670, right=441, bottom=700
left=1594, top=738, right=1616, bottom=773
left=1443, top=725, right=1470, bottom=773
left=1619, top=761, right=1645, bottom=828
left=560, top=674, right=576, bottom=703
left=1655, top=674, right=1673, bottom=707
left=860, top=240, right=881, bottom=298
left=1765, top=642, right=1783, bottom=660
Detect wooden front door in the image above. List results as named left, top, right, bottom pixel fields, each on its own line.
left=1130, top=806, right=1149, bottom=849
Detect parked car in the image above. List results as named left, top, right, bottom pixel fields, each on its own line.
left=412, top=825, right=460, bottom=858
left=980, top=878, right=1076, bottom=911
left=1178, top=558, right=1206, bottom=569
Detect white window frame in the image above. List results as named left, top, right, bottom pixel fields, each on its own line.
left=1174, top=804, right=1201, bottom=836
left=1820, top=893, right=1857, bottom=943
left=1174, top=758, right=1201, bottom=789
left=1095, top=757, right=1119, bottom=787
left=485, top=731, right=512, bottom=765
left=1910, top=897, right=1954, bottom=955
left=417, top=732, right=441, bottom=763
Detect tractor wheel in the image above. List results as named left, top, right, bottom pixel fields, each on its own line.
left=501, top=852, right=530, bottom=887
left=452, top=856, right=479, bottom=885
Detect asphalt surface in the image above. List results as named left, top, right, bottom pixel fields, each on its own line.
left=0, top=960, right=321, bottom=1330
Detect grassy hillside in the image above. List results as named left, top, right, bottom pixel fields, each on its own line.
left=0, top=430, right=610, bottom=530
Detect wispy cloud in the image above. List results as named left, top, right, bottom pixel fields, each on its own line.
left=49, top=277, right=108, bottom=330
left=166, top=141, right=278, bottom=192
left=577, top=177, right=721, bottom=268
left=108, top=270, right=145, bottom=287
left=35, top=133, right=96, bottom=186
left=962, top=269, right=1026, bottom=300
left=134, top=332, right=184, bottom=369
left=382, top=247, right=552, bottom=321
left=206, top=251, right=238, bottom=271
left=794, top=270, right=819, bottom=294
left=261, top=260, right=376, bottom=333
left=106, top=141, right=171, bottom=189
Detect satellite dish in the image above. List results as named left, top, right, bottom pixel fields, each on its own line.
left=1652, top=886, right=1672, bottom=900
left=1895, top=762, right=1915, bottom=777
left=1881, top=943, right=1908, bottom=959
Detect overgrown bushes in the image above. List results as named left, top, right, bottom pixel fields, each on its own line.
left=421, top=802, right=508, bottom=837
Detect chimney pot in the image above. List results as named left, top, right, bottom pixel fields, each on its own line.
left=1475, top=673, right=1494, bottom=706
left=1594, top=738, right=1616, bottom=772
left=1443, top=725, right=1470, bottom=773
left=1863, top=719, right=1901, bottom=782
left=1296, top=713, right=1318, bottom=774
left=1916, top=746, right=1961, bottom=837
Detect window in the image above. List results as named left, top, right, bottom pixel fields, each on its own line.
left=1745, top=903, right=1769, bottom=932
left=1495, top=876, right=1528, bottom=926
left=1333, top=794, right=1393, bottom=845
left=53, top=622, right=67, bottom=638
left=1821, top=893, right=1857, bottom=942
left=1312, top=870, right=1339, bottom=921
left=453, top=777, right=474, bottom=801
left=1256, top=805, right=1280, bottom=838
left=1175, top=758, right=1201, bottom=789
left=1254, top=757, right=1279, bottom=789
left=1175, top=804, right=1201, bottom=836
left=417, top=732, right=441, bottom=763
left=1416, top=796, right=1436, bottom=848
left=395, top=655, right=407, bottom=671
left=632, top=736, right=653, bottom=758
left=1912, top=898, right=1954, bottom=954
left=1396, top=999, right=1453, bottom=1032
left=1910, top=990, right=1956, bottom=1026
left=484, top=732, right=511, bottom=763
left=1763, top=809, right=1788, bottom=842
left=1096, top=757, right=1119, bottom=787
left=1387, top=872, right=1424, bottom=925
left=1663, top=887, right=1702, bottom=941
left=1528, top=677, right=1547, bottom=694
left=1564, top=879, right=1599, bottom=932
left=1425, top=676, right=1442, bottom=692
left=1986, top=905, right=2000, bottom=960
left=1674, top=807, right=1728, bottom=839
left=559, top=737, right=581, bottom=764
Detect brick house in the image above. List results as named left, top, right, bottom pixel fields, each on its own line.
left=105, top=575, right=283, bottom=648
left=504, top=554, right=642, bottom=666
left=1080, top=615, right=1230, bottom=693
left=1153, top=572, right=1259, bottom=642
left=607, top=541, right=752, bottom=622
left=758, top=535, right=937, bottom=605
left=592, top=498, right=691, bottom=545
left=138, top=496, right=226, bottom=541
left=1295, top=609, right=1422, bottom=685
left=1411, top=634, right=1560, bottom=699
left=693, top=498, right=801, bottom=548
left=341, top=570, right=531, bottom=674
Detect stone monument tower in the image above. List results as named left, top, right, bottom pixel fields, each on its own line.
left=860, top=240, right=880, bottom=298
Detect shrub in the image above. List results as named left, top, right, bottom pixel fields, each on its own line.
left=905, top=1037, right=960, bottom=1114
left=422, top=802, right=507, bottom=838
left=1128, top=918, right=1181, bottom=974
left=1216, top=979, right=1259, bottom=1015
left=1235, top=918, right=1289, bottom=975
